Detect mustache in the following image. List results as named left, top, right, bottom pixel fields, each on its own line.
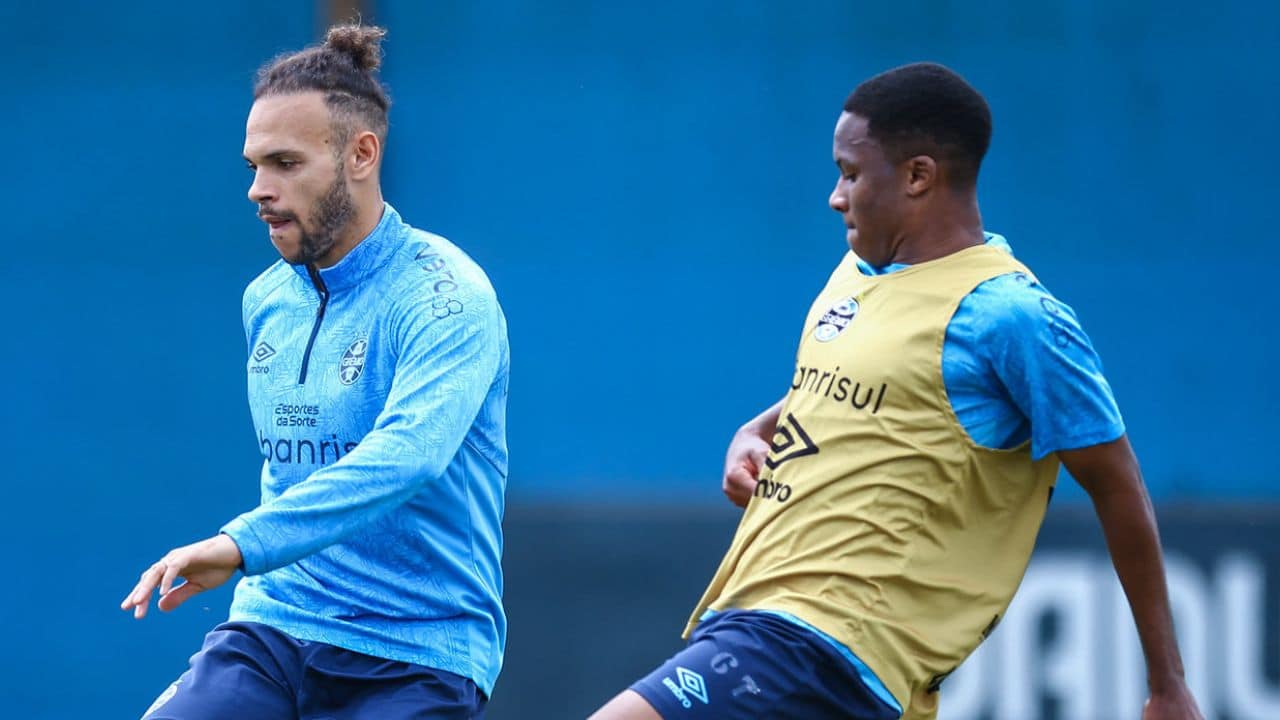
left=258, top=206, right=300, bottom=221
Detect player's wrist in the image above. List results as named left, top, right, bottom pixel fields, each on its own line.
left=737, top=419, right=772, bottom=444
left=214, top=532, right=246, bottom=571
left=1147, top=667, right=1188, bottom=695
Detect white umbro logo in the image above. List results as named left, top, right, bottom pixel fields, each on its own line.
left=676, top=667, right=709, bottom=704
left=661, top=666, right=710, bottom=709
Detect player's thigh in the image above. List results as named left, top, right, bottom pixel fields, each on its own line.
left=300, top=651, right=485, bottom=720
left=621, top=611, right=899, bottom=720
left=142, top=624, right=296, bottom=720
left=624, top=630, right=778, bottom=719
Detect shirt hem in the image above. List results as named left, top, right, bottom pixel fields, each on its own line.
left=226, top=611, right=496, bottom=697
left=1033, top=423, right=1126, bottom=460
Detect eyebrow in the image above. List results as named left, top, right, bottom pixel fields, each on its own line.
left=243, top=150, right=299, bottom=163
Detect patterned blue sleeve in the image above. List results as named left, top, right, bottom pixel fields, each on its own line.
left=222, top=291, right=503, bottom=575
left=943, top=273, right=1125, bottom=460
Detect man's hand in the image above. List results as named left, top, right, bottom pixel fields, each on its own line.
left=722, top=400, right=784, bottom=508
left=723, top=429, right=770, bottom=508
left=1143, top=683, right=1205, bottom=719
left=121, top=534, right=243, bottom=619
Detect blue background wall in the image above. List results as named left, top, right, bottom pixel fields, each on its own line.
left=1, top=1, right=1276, bottom=718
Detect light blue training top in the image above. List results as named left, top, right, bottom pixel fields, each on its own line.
left=221, top=204, right=510, bottom=696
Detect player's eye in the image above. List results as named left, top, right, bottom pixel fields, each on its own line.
left=245, top=161, right=257, bottom=171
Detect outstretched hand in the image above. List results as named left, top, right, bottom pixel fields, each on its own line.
left=722, top=429, right=771, bottom=508
left=121, top=534, right=243, bottom=619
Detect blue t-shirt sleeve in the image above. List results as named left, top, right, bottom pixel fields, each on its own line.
left=947, top=273, right=1125, bottom=460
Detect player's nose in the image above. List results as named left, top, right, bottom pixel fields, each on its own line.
left=828, top=183, right=847, bottom=213
left=248, top=171, right=275, bottom=204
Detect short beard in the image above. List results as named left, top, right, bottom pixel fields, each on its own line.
left=290, top=166, right=357, bottom=266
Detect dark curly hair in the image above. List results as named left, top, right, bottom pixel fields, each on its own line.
left=844, top=63, right=992, bottom=188
left=254, top=24, right=391, bottom=148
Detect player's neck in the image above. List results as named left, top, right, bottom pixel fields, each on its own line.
left=892, top=200, right=984, bottom=265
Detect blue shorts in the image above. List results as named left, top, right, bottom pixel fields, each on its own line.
left=142, top=622, right=486, bottom=720
left=630, top=610, right=900, bottom=720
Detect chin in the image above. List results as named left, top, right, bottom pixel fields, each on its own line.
left=848, top=230, right=867, bottom=256
left=270, top=241, right=305, bottom=265
left=850, top=237, right=887, bottom=267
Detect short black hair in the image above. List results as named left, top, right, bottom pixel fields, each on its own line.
left=843, top=62, right=992, bottom=187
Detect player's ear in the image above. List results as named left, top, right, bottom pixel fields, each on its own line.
left=904, top=155, right=936, bottom=197
left=349, top=130, right=381, bottom=181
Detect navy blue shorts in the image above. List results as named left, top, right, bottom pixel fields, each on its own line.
left=142, top=622, right=486, bottom=720
left=630, top=610, right=900, bottom=720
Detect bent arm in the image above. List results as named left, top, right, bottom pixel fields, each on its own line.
left=1059, top=436, right=1201, bottom=716
left=722, top=398, right=785, bottom=507
left=224, top=296, right=503, bottom=575
left=740, top=398, right=784, bottom=442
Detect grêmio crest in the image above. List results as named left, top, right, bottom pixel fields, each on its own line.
left=339, top=337, right=369, bottom=385
left=813, top=296, right=859, bottom=342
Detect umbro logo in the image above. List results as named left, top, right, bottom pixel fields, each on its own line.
left=661, top=667, right=710, bottom=709
left=251, top=342, right=277, bottom=363
left=677, top=668, right=709, bottom=704
left=765, top=413, right=819, bottom=470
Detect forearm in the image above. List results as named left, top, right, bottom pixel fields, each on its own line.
left=740, top=398, right=785, bottom=442
left=223, top=429, right=446, bottom=574
left=1090, top=480, right=1185, bottom=690
left=1064, top=437, right=1188, bottom=693
left=227, top=301, right=503, bottom=575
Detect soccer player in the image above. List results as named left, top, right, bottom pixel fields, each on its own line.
left=120, top=25, right=508, bottom=719
left=590, top=63, right=1203, bottom=720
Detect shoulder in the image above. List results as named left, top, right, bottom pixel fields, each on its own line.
left=822, top=251, right=861, bottom=286
left=384, top=228, right=504, bottom=329
left=957, top=271, right=1079, bottom=341
left=242, top=261, right=295, bottom=321
left=953, top=270, right=1107, bottom=392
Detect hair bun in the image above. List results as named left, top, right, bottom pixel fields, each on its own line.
left=325, top=24, right=386, bottom=72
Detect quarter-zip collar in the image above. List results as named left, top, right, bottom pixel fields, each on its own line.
left=290, top=203, right=407, bottom=293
